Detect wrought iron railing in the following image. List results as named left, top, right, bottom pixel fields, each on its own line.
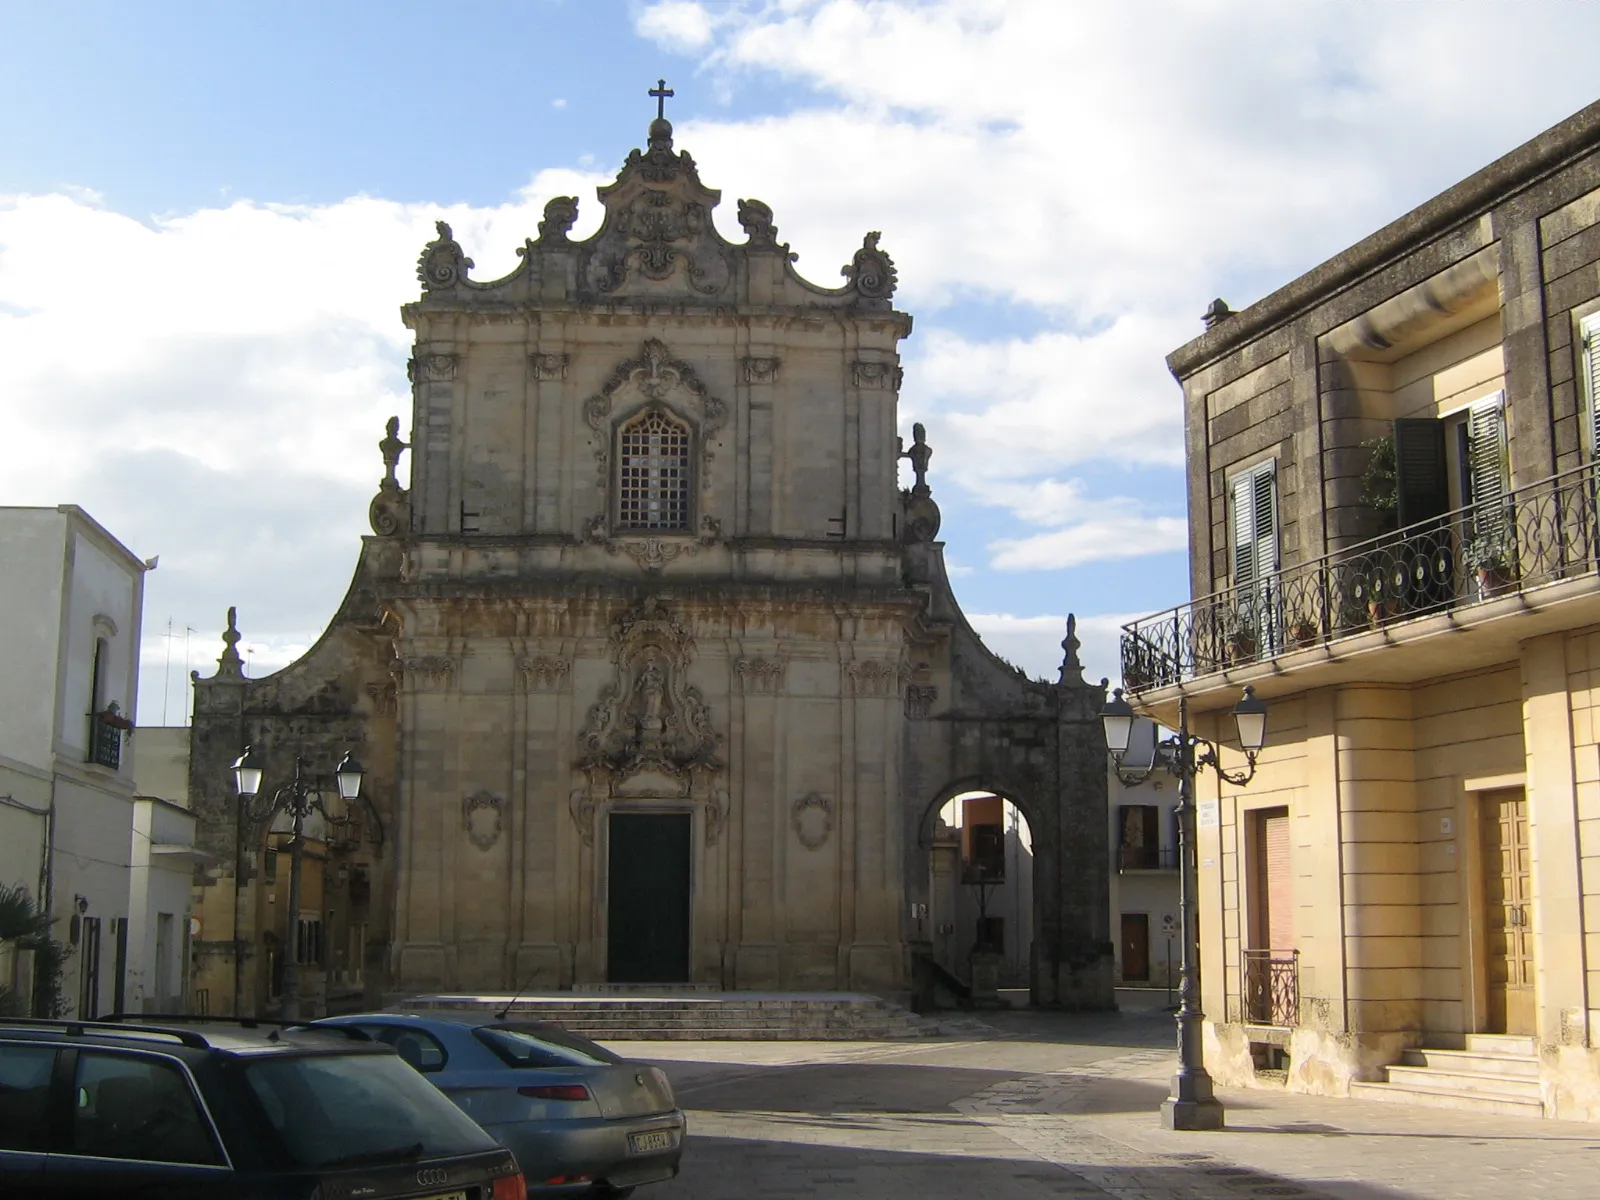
left=88, top=714, right=122, bottom=770
left=1122, top=460, right=1600, bottom=692
left=1117, top=844, right=1177, bottom=871
left=1242, top=948, right=1299, bottom=1026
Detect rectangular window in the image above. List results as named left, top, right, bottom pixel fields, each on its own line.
left=1582, top=313, right=1600, bottom=461
left=296, top=918, right=325, bottom=967
left=71, top=1050, right=222, bottom=1165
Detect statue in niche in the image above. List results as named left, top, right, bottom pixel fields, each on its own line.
left=634, top=658, right=668, bottom=755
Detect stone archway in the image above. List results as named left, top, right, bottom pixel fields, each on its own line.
left=919, top=786, right=1040, bottom=1005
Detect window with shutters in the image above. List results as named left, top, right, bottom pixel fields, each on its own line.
left=1227, top=460, right=1279, bottom=658
left=616, top=409, right=692, bottom=531
left=1462, top=393, right=1512, bottom=576
left=1582, top=313, right=1600, bottom=463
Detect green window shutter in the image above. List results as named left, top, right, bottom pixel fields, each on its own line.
left=1467, top=393, right=1509, bottom=540
left=1393, top=418, right=1448, bottom=529
left=1583, top=314, right=1600, bottom=460
left=1231, top=460, right=1278, bottom=586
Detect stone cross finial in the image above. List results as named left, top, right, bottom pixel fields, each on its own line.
left=650, top=78, right=675, bottom=120
left=379, top=416, right=409, bottom=487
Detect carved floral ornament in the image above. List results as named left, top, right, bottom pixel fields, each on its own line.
left=792, top=792, right=834, bottom=850
left=529, top=352, right=570, bottom=381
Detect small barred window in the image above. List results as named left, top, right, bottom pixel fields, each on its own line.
left=617, top=410, right=691, bottom=531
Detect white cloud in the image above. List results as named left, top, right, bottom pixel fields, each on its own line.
left=552, top=98, right=568, bottom=109
left=990, top=515, right=1188, bottom=572
left=636, top=0, right=720, bottom=51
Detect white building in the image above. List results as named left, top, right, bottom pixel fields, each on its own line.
left=0, top=506, right=193, bottom=1016
left=1109, top=719, right=1181, bottom=991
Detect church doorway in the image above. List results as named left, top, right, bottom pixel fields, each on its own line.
left=928, top=791, right=1035, bottom=994
left=606, top=812, right=692, bottom=984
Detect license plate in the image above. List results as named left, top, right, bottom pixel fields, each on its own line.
left=628, top=1130, right=677, bottom=1154
left=418, top=1193, right=467, bottom=1200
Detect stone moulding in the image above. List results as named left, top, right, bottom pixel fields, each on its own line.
left=792, top=792, right=834, bottom=850
left=583, top=338, right=728, bottom=490
left=463, top=791, right=504, bottom=851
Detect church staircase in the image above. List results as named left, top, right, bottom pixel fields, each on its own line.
left=1347, top=1034, right=1544, bottom=1118
left=394, top=990, right=948, bottom=1040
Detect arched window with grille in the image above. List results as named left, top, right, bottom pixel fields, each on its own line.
left=616, top=409, right=692, bottom=531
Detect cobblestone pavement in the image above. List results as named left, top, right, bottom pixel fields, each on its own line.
left=611, top=1008, right=1600, bottom=1200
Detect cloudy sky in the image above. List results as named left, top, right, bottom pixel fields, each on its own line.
left=3, top=1, right=1598, bottom=725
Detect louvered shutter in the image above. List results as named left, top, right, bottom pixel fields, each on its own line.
left=1583, top=315, right=1600, bottom=461
left=1394, top=418, right=1448, bottom=529
left=1467, top=393, right=1509, bottom=543
left=1231, top=460, right=1278, bottom=587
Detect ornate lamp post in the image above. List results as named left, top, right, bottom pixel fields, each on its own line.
left=1100, top=685, right=1268, bottom=1130
left=230, top=747, right=365, bottom=1020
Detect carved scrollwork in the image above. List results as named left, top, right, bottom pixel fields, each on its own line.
left=569, top=788, right=597, bottom=847
left=537, top=196, right=579, bottom=244
left=417, top=220, right=474, bottom=291
left=841, top=231, right=898, bottom=302
left=792, top=792, right=834, bottom=850
left=368, top=482, right=411, bottom=537
left=585, top=338, right=727, bottom=485
left=706, top=789, right=729, bottom=846
left=463, top=791, right=504, bottom=851
left=905, top=684, right=938, bottom=719
left=365, top=680, right=398, bottom=716
left=611, top=538, right=698, bottom=572
left=736, top=198, right=796, bottom=261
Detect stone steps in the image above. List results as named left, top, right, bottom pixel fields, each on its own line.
left=393, top=992, right=944, bottom=1040
left=1348, top=1032, right=1545, bottom=1119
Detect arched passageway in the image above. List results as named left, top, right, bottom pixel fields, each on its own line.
left=927, top=790, right=1035, bottom=1001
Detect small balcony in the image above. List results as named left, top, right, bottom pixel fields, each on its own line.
left=1117, top=844, right=1177, bottom=872
left=1121, top=460, right=1600, bottom=695
left=1242, top=948, right=1300, bottom=1027
left=87, top=709, right=126, bottom=770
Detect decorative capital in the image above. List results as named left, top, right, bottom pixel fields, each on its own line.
left=734, top=657, right=785, bottom=695
left=742, top=355, right=781, bottom=384
left=846, top=658, right=908, bottom=698
left=518, top=656, right=571, bottom=693
left=408, top=353, right=459, bottom=383
left=530, top=352, right=570, bottom=381
left=399, top=655, right=455, bottom=693
left=852, top=360, right=901, bottom=390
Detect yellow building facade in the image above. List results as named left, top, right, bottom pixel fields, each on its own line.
left=1123, top=99, right=1600, bottom=1119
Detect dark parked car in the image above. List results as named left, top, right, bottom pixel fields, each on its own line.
left=315, top=1012, right=684, bottom=1198
left=0, top=1016, right=526, bottom=1199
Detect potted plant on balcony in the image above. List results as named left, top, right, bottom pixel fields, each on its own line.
left=1466, top=528, right=1518, bottom=599
left=1287, top=615, right=1320, bottom=649
left=1223, top=618, right=1258, bottom=666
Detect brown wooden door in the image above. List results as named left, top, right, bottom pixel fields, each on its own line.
left=1251, top=807, right=1293, bottom=950
left=1121, top=913, right=1150, bottom=982
left=1481, top=788, right=1534, bottom=1035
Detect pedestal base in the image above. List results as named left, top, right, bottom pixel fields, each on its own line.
left=1160, top=1096, right=1225, bottom=1130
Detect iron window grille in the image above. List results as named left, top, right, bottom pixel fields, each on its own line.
left=617, top=409, right=691, bottom=531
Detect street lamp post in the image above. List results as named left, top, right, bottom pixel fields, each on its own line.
left=1100, top=685, right=1268, bottom=1131
left=230, top=746, right=365, bottom=1020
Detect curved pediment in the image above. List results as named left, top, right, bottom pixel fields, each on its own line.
left=411, top=118, right=902, bottom=314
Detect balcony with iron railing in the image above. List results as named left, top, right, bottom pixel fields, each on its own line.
left=1117, top=843, right=1178, bottom=872
left=1121, top=460, right=1600, bottom=696
left=1242, top=948, right=1300, bottom=1027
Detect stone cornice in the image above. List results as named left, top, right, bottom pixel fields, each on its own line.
left=402, top=300, right=912, bottom=338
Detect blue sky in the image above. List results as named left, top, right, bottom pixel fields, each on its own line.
left=3, top=1, right=1599, bottom=723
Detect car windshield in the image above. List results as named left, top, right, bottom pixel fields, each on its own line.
left=239, top=1051, right=498, bottom=1168
left=475, top=1024, right=621, bottom=1068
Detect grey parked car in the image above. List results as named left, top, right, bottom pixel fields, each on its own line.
left=315, top=1012, right=683, bottom=1199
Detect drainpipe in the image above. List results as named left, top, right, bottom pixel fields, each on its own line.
left=0, top=792, right=54, bottom=918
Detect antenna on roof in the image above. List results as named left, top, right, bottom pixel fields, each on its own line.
left=496, top=967, right=539, bottom=1022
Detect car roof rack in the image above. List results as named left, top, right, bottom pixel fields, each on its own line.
left=99, top=1013, right=374, bottom=1042
left=0, top=1016, right=211, bottom=1049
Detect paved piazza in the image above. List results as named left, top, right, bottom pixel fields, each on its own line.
left=615, top=1006, right=1600, bottom=1200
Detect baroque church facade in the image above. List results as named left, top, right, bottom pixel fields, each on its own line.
left=187, top=110, right=1111, bottom=1012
